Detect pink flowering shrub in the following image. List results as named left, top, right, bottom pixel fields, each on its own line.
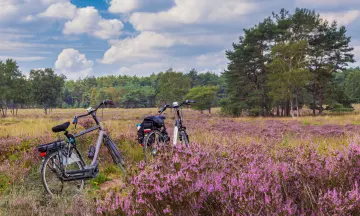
left=97, top=137, right=360, bottom=215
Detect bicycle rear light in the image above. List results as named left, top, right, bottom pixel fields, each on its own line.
left=144, top=129, right=152, bottom=133
left=40, top=152, right=47, bottom=157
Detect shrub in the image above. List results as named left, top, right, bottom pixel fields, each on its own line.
left=97, top=137, right=360, bottom=215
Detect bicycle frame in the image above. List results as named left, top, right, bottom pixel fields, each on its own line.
left=159, top=100, right=194, bottom=146
left=56, top=102, right=123, bottom=181
left=172, top=107, right=184, bottom=146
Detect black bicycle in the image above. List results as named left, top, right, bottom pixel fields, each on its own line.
left=140, top=100, right=195, bottom=161
left=37, top=100, right=125, bottom=196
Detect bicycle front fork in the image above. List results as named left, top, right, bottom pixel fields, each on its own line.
left=173, top=126, right=178, bottom=146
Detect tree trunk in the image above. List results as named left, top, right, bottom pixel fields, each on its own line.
left=290, top=99, right=295, bottom=118
left=208, top=107, right=211, bottom=113
left=285, top=100, right=290, bottom=117
left=276, top=106, right=280, bottom=116
left=312, top=80, right=316, bottom=115
left=1, top=108, right=7, bottom=117
left=200, top=110, right=203, bottom=114
left=44, top=108, right=47, bottom=115
left=281, top=104, right=284, bottom=117
left=16, top=108, right=18, bottom=116
left=318, top=87, right=324, bottom=115
left=296, top=90, right=299, bottom=117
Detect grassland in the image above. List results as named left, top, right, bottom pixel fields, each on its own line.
left=1, top=107, right=360, bottom=215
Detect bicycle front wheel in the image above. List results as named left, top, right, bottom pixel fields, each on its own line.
left=41, top=151, right=84, bottom=196
left=143, top=130, right=166, bottom=162
left=180, top=131, right=189, bottom=147
left=105, top=138, right=126, bottom=176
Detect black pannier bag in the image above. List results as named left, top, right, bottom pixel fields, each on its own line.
left=37, top=140, right=66, bottom=153
left=137, top=115, right=166, bottom=144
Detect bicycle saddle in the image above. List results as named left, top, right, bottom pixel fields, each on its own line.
left=52, top=122, right=70, bottom=133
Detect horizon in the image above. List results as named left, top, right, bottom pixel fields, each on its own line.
left=1, top=0, right=360, bottom=80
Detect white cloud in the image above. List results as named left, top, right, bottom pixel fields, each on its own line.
left=113, top=50, right=228, bottom=76
left=0, top=56, right=46, bottom=62
left=38, top=2, right=77, bottom=19
left=321, top=10, right=360, bottom=26
left=296, top=0, right=360, bottom=6
left=101, top=31, right=174, bottom=64
left=109, top=0, right=139, bottom=14
left=63, top=6, right=124, bottom=39
left=0, top=0, right=18, bottom=21
left=195, top=51, right=227, bottom=69
left=0, top=0, right=68, bottom=23
left=116, top=61, right=176, bottom=76
left=55, top=48, right=93, bottom=80
left=129, top=0, right=257, bottom=31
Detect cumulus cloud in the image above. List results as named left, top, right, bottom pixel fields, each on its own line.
left=129, top=0, right=257, bottom=31
left=63, top=7, right=124, bottom=39
left=0, top=0, right=68, bottom=23
left=38, top=2, right=77, bottom=19
left=321, top=10, right=360, bottom=26
left=55, top=48, right=93, bottom=80
left=101, top=31, right=174, bottom=64
left=109, top=0, right=140, bottom=13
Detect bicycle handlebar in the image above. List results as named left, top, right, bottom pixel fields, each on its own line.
left=73, top=100, right=114, bottom=124
left=158, top=100, right=195, bottom=114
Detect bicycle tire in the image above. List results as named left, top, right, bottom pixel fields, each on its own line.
left=41, top=151, right=84, bottom=196
left=180, top=131, right=189, bottom=147
left=105, top=138, right=126, bottom=176
left=143, top=130, right=166, bottom=162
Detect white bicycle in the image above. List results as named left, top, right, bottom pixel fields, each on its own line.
left=158, top=100, right=195, bottom=147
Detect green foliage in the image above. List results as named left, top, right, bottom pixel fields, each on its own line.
left=0, top=174, right=9, bottom=193
left=89, top=173, right=111, bottom=190
left=345, top=68, right=360, bottom=103
left=185, top=86, right=219, bottom=113
left=29, top=69, right=66, bottom=114
left=0, top=59, right=28, bottom=117
left=156, top=69, right=191, bottom=104
left=223, top=8, right=354, bottom=116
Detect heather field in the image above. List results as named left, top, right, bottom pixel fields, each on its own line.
left=2, top=108, right=360, bottom=215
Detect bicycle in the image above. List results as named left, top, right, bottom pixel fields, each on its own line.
left=142, top=100, right=195, bottom=161
left=140, top=115, right=170, bottom=162
left=37, top=100, right=125, bottom=196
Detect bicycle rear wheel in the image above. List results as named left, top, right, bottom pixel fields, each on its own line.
left=41, top=151, right=84, bottom=196
left=143, top=130, right=166, bottom=162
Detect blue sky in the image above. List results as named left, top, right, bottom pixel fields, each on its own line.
left=1, top=0, right=360, bottom=80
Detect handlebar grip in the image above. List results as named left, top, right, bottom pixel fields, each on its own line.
left=159, top=105, right=166, bottom=113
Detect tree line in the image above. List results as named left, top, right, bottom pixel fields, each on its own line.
left=1, top=8, right=360, bottom=118
left=222, top=8, right=357, bottom=116
left=0, top=62, right=224, bottom=117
